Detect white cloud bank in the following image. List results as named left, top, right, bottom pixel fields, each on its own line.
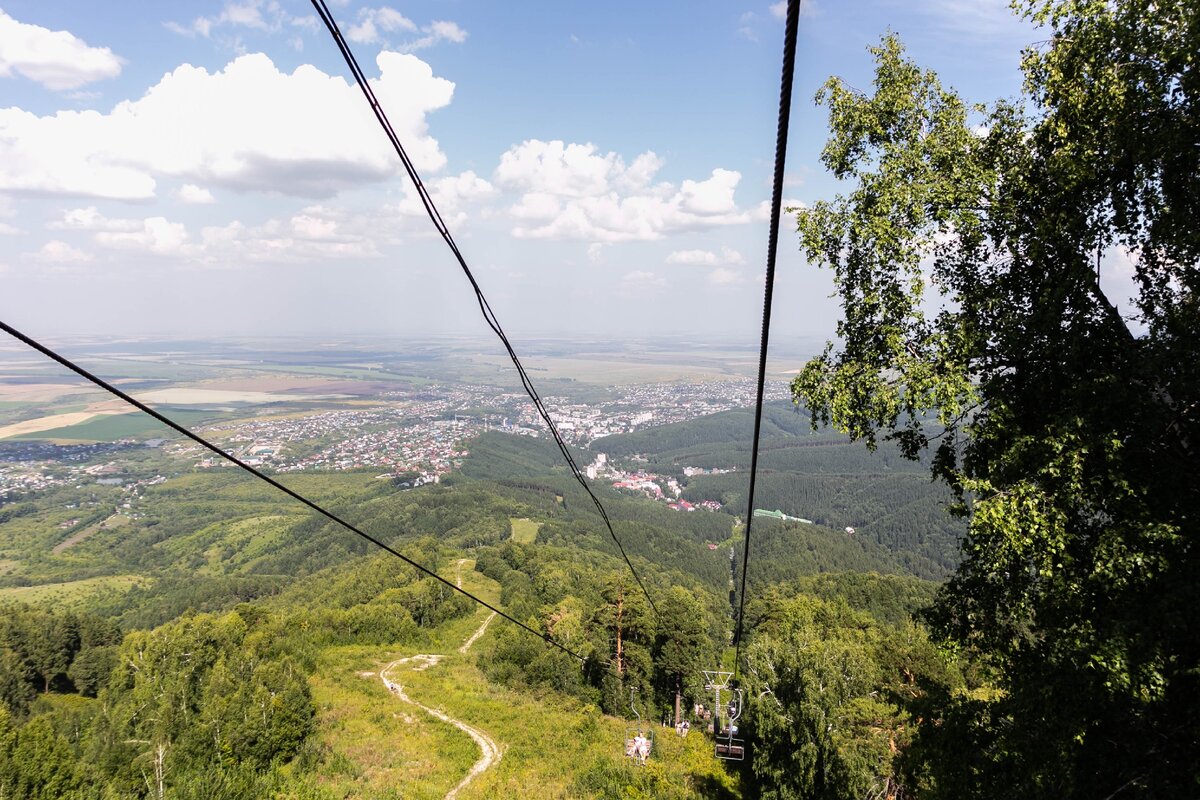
left=0, top=51, right=453, bottom=200
left=0, top=10, right=123, bottom=90
left=496, top=139, right=764, bottom=242
left=46, top=173, right=489, bottom=266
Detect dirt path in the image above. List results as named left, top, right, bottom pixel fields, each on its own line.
left=458, top=612, right=496, bottom=655
left=379, top=611, right=502, bottom=799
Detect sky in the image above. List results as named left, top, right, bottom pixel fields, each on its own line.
left=0, top=0, right=1063, bottom=352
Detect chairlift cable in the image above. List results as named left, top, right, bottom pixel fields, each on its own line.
left=309, top=0, right=658, bottom=617
left=731, top=0, right=802, bottom=681
left=0, top=318, right=588, bottom=664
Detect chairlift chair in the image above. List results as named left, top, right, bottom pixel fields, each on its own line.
left=713, top=688, right=745, bottom=761
left=624, top=688, right=654, bottom=765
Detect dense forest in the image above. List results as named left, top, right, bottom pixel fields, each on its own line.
left=591, top=403, right=963, bottom=574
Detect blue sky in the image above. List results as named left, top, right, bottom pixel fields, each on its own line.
left=0, top=1, right=1046, bottom=352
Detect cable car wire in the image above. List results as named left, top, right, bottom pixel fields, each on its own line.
left=308, top=0, right=658, bottom=617
left=0, top=318, right=588, bottom=664
left=732, top=0, right=801, bottom=681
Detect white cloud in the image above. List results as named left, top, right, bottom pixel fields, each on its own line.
left=198, top=205, right=392, bottom=263
left=31, top=240, right=91, bottom=263
left=46, top=204, right=417, bottom=265
left=769, top=2, right=788, bottom=19
left=496, top=140, right=761, bottom=242
left=620, top=270, right=666, bottom=290
left=709, top=267, right=743, bottom=286
left=0, top=222, right=19, bottom=235
left=431, top=171, right=495, bottom=209
left=177, top=184, right=217, bottom=204
left=0, top=51, right=453, bottom=200
left=51, top=206, right=142, bottom=232
left=738, top=12, right=760, bottom=42
left=95, top=218, right=190, bottom=255
left=404, top=20, right=468, bottom=50
left=666, top=246, right=744, bottom=265
left=165, top=0, right=304, bottom=38
left=347, top=7, right=417, bottom=44
left=587, top=243, right=608, bottom=263
left=347, top=8, right=467, bottom=51
left=0, top=10, right=123, bottom=90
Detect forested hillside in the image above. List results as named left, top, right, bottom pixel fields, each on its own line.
left=591, top=402, right=963, bottom=574
left=0, top=416, right=965, bottom=798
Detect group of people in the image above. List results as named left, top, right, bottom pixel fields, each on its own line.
left=675, top=719, right=691, bottom=737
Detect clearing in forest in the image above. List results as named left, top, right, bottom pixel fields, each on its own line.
left=509, top=517, right=541, bottom=544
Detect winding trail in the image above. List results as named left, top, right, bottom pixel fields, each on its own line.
left=380, top=610, right=502, bottom=799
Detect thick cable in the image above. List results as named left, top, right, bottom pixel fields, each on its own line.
left=732, top=0, right=801, bottom=681
left=309, top=0, right=657, bottom=616
left=0, top=319, right=586, bottom=663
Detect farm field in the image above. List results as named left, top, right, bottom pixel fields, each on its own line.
left=7, top=409, right=224, bottom=441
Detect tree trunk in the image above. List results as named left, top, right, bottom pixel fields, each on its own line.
left=154, top=742, right=167, bottom=800
left=615, top=594, right=624, bottom=677
left=675, top=676, right=682, bottom=728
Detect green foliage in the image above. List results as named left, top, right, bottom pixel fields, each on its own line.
left=775, top=571, right=939, bottom=628
left=0, top=604, right=121, bottom=708
left=792, top=3, right=1200, bottom=795
left=741, top=594, right=959, bottom=800
left=89, top=610, right=315, bottom=796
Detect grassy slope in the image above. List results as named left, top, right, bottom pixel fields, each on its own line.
left=290, top=560, right=741, bottom=799
left=509, top=517, right=541, bottom=545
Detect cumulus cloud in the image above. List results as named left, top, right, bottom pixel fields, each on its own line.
left=666, top=246, right=744, bottom=265
left=177, top=184, right=217, bottom=204
left=431, top=171, right=495, bottom=208
left=496, top=139, right=761, bottom=242
left=30, top=240, right=91, bottom=263
left=0, top=51, right=453, bottom=200
left=0, top=10, right=123, bottom=90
